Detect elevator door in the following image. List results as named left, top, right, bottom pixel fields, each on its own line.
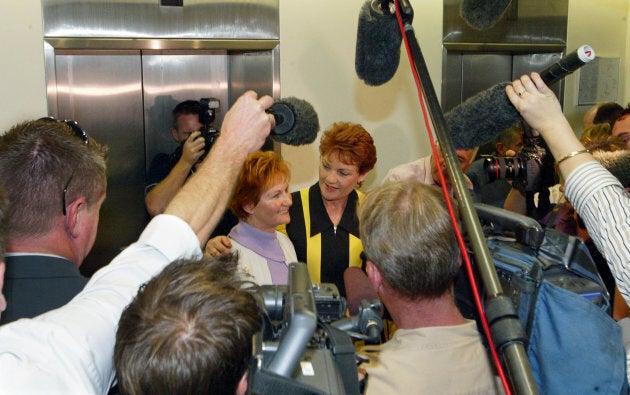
left=52, top=49, right=231, bottom=276
left=442, top=52, right=563, bottom=113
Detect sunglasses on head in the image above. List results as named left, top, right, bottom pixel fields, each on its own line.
left=38, top=117, right=90, bottom=215
left=38, top=116, right=89, bottom=146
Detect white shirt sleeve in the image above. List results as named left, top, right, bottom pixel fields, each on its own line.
left=0, top=214, right=202, bottom=395
left=563, top=161, right=630, bottom=305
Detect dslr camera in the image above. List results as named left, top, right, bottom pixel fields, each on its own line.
left=170, top=97, right=220, bottom=165
left=196, top=97, right=221, bottom=158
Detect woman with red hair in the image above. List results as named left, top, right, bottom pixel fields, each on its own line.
left=279, top=122, right=377, bottom=296
left=221, top=150, right=296, bottom=285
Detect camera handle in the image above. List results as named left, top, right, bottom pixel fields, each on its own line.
left=331, top=299, right=383, bottom=343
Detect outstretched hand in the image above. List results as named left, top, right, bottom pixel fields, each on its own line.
left=505, top=72, right=569, bottom=137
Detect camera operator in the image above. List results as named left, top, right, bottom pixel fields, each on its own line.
left=356, top=181, right=503, bottom=394
left=115, top=254, right=261, bottom=395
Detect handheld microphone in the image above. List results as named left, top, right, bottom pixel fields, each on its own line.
left=459, top=0, right=512, bottom=31
left=332, top=267, right=383, bottom=343
left=355, top=0, right=402, bottom=86
left=343, top=266, right=379, bottom=315
left=269, top=97, right=320, bottom=146
left=448, top=45, right=596, bottom=150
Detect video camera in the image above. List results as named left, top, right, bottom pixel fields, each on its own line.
left=455, top=203, right=610, bottom=325
left=247, top=263, right=381, bottom=395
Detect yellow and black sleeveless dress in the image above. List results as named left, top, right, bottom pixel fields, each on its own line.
left=278, top=183, right=364, bottom=297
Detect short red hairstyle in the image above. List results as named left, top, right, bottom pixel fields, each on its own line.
left=319, top=122, right=377, bottom=174
left=230, top=151, right=291, bottom=220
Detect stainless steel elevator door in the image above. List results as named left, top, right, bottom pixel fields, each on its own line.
left=52, top=50, right=233, bottom=275
left=55, top=50, right=145, bottom=276
left=142, top=50, right=229, bottom=173
left=442, top=51, right=563, bottom=114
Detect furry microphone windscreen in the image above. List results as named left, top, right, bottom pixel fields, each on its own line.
left=270, top=97, right=320, bottom=146
left=460, top=0, right=512, bottom=31
left=355, top=0, right=402, bottom=86
left=446, top=82, right=522, bottom=150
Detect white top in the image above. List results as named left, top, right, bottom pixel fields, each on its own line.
left=0, top=214, right=202, bottom=395
left=231, top=231, right=297, bottom=285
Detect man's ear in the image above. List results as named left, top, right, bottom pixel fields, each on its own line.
left=235, top=371, right=248, bottom=395
left=171, top=127, right=179, bottom=141
left=495, top=142, right=506, bottom=156
left=64, top=197, right=87, bottom=238
left=366, top=260, right=382, bottom=291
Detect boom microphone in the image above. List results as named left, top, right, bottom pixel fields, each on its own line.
left=269, top=97, right=320, bottom=146
left=355, top=0, right=402, bottom=86
left=592, top=150, right=630, bottom=188
left=539, top=45, right=596, bottom=86
left=460, top=0, right=512, bottom=31
left=448, top=45, right=596, bottom=149
left=344, top=266, right=379, bottom=315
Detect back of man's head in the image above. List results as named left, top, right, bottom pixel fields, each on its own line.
left=115, top=253, right=262, bottom=395
left=358, top=181, right=460, bottom=299
left=172, top=100, right=202, bottom=128
left=0, top=118, right=107, bottom=239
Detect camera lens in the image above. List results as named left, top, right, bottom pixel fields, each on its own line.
left=484, top=156, right=526, bottom=182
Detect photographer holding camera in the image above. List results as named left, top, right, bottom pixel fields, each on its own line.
left=145, top=99, right=219, bottom=218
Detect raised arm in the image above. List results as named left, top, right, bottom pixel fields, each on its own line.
left=507, top=72, right=630, bottom=305
left=165, top=91, right=274, bottom=244
left=505, top=72, right=593, bottom=175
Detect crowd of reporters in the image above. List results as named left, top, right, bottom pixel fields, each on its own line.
left=0, top=72, right=629, bottom=393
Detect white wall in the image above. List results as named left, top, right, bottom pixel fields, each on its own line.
left=565, top=0, right=629, bottom=133
left=0, top=1, right=628, bottom=193
left=0, top=1, right=47, bottom=128
left=279, top=0, right=440, bottom=191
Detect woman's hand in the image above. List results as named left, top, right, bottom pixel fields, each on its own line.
left=204, top=235, right=232, bottom=257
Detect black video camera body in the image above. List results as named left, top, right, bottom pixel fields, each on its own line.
left=247, top=263, right=360, bottom=394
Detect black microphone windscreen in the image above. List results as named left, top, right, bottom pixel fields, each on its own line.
left=460, top=0, right=512, bottom=31
left=270, top=97, right=320, bottom=146
left=592, top=150, right=630, bottom=188
left=355, top=0, right=402, bottom=86
left=447, top=82, right=521, bottom=150
left=344, top=266, right=378, bottom=315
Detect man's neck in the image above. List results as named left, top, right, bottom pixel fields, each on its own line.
left=387, top=292, right=467, bottom=329
left=7, top=234, right=78, bottom=267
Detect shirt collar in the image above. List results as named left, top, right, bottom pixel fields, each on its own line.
left=308, top=183, right=360, bottom=238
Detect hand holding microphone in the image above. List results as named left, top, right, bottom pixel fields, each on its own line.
left=448, top=45, right=596, bottom=150
left=269, top=97, right=320, bottom=146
